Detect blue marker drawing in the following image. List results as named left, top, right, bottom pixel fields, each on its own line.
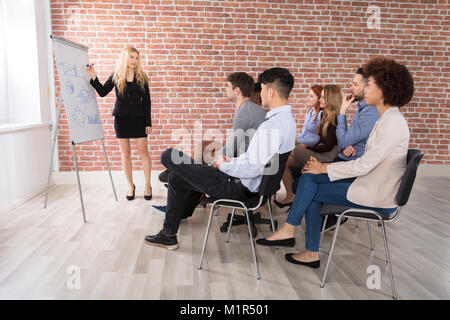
left=71, top=106, right=86, bottom=127
left=64, top=80, right=75, bottom=94
left=87, top=113, right=100, bottom=124
left=58, top=53, right=86, bottom=79
left=52, top=37, right=105, bottom=144
left=77, top=84, right=96, bottom=104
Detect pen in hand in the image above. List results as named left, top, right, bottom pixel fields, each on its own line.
left=85, top=63, right=96, bottom=80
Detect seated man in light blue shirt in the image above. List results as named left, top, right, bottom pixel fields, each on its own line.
left=144, top=68, right=297, bottom=250
left=336, top=68, right=379, bottom=161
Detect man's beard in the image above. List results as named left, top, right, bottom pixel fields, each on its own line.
left=353, top=93, right=364, bottom=102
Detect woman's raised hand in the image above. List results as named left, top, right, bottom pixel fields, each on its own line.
left=85, top=63, right=96, bottom=80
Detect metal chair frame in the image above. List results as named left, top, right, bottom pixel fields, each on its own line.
left=197, top=195, right=276, bottom=280
left=197, top=152, right=291, bottom=280
left=318, top=149, right=423, bottom=300
left=320, top=207, right=401, bottom=299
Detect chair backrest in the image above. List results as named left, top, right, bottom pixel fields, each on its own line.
left=395, top=149, right=424, bottom=207
left=258, top=151, right=291, bottom=197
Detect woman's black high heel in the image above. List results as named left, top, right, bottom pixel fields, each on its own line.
left=144, top=187, right=152, bottom=201
left=127, top=185, right=136, bottom=201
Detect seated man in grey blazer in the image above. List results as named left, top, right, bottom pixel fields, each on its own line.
left=153, top=72, right=267, bottom=217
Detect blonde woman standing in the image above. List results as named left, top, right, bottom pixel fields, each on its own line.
left=86, top=47, right=152, bottom=201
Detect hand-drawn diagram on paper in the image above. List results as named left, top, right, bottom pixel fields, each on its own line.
left=53, top=38, right=104, bottom=143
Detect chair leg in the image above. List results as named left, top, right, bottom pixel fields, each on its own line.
left=319, top=215, right=328, bottom=249
left=320, top=215, right=344, bottom=288
left=380, top=221, right=397, bottom=299
left=367, top=221, right=374, bottom=251
left=380, top=221, right=389, bottom=264
left=267, top=198, right=279, bottom=250
left=267, top=196, right=276, bottom=233
left=225, top=208, right=236, bottom=243
left=198, top=204, right=216, bottom=270
left=244, top=209, right=260, bottom=280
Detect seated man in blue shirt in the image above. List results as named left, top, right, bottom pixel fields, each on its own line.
left=336, top=68, right=379, bottom=161
left=144, top=68, right=297, bottom=250
left=322, top=68, right=379, bottom=232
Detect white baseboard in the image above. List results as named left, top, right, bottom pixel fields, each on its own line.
left=53, top=170, right=165, bottom=185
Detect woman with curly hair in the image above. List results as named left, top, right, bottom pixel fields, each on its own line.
left=86, top=47, right=153, bottom=201
left=257, top=56, right=414, bottom=268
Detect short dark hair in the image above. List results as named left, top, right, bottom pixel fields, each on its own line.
left=254, top=82, right=261, bottom=93
left=226, top=72, right=255, bottom=98
left=257, top=67, right=294, bottom=99
left=356, top=67, right=368, bottom=83
left=363, top=57, right=414, bottom=107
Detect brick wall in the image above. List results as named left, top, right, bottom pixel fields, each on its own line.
left=50, top=0, right=450, bottom=171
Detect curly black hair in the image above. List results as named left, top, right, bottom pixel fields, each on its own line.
left=363, top=57, right=414, bottom=107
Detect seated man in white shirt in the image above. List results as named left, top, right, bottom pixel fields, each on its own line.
left=144, top=68, right=297, bottom=250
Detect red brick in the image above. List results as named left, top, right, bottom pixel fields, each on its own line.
left=50, top=0, right=450, bottom=169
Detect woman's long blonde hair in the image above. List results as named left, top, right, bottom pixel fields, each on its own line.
left=316, top=85, right=342, bottom=139
left=113, top=47, right=148, bottom=97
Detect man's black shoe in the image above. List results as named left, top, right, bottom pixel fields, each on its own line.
left=158, top=170, right=169, bottom=183
left=321, top=215, right=348, bottom=232
left=145, top=231, right=178, bottom=250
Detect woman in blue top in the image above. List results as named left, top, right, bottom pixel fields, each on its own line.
left=296, top=85, right=322, bottom=147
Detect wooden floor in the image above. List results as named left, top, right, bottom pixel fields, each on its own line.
left=0, top=176, right=449, bottom=300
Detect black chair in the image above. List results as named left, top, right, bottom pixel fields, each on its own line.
left=197, top=152, right=291, bottom=280
left=319, top=149, right=424, bottom=299
left=219, top=159, right=284, bottom=237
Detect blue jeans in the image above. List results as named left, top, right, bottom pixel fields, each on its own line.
left=286, top=174, right=396, bottom=252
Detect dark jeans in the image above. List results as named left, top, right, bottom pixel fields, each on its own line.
left=286, top=173, right=396, bottom=252
left=291, top=156, right=346, bottom=192
left=161, top=148, right=252, bottom=235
